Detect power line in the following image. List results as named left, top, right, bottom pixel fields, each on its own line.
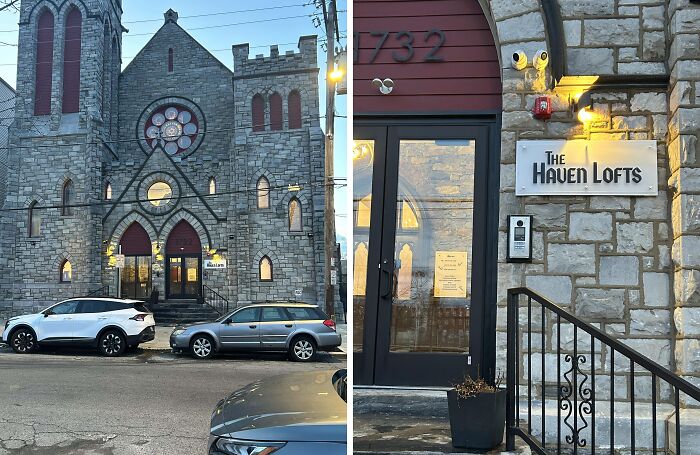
left=0, top=114, right=328, bottom=152
left=124, top=3, right=309, bottom=24
left=2, top=178, right=347, bottom=213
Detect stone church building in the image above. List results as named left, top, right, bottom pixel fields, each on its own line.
left=0, top=0, right=326, bottom=317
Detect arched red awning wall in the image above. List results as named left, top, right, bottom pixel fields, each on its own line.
left=166, top=220, right=202, bottom=254
left=119, top=222, right=151, bottom=256
left=354, top=0, right=502, bottom=113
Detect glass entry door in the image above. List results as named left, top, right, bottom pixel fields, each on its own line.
left=120, top=256, right=152, bottom=299
left=353, top=123, right=495, bottom=386
left=167, top=255, right=201, bottom=299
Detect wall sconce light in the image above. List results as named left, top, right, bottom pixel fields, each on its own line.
left=576, top=91, right=594, bottom=123
left=372, top=78, right=394, bottom=95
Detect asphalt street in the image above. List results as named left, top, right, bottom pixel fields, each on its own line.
left=0, top=346, right=346, bottom=455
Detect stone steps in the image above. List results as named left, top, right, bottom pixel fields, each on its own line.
left=151, top=300, right=220, bottom=326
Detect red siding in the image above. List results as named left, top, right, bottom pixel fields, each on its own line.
left=252, top=94, right=264, bottom=131
left=166, top=220, right=202, bottom=254
left=62, top=8, right=82, bottom=113
left=34, top=10, right=54, bottom=116
left=354, top=0, right=501, bottom=114
left=269, top=92, right=283, bottom=130
left=288, top=90, right=301, bottom=129
left=119, top=223, right=151, bottom=256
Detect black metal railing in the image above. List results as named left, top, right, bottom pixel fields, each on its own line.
left=86, top=285, right=110, bottom=297
left=506, top=287, right=700, bottom=454
left=202, top=284, right=229, bottom=315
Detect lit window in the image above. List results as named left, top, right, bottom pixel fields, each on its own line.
left=289, top=198, right=302, bottom=232
left=105, top=183, right=112, bottom=200
left=259, top=256, right=273, bottom=281
left=60, top=260, right=72, bottom=282
left=209, top=177, right=216, bottom=195
left=396, top=244, right=413, bottom=300
left=29, top=201, right=41, bottom=237
left=401, top=201, right=419, bottom=229
left=257, top=176, right=269, bottom=209
left=62, top=179, right=74, bottom=216
left=353, top=242, right=368, bottom=296
left=147, top=182, right=172, bottom=206
left=356, top=194, right=371, bottom=228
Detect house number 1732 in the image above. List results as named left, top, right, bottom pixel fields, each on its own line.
left=354, top=29, right=446, bottom=64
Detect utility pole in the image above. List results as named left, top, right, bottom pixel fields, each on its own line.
left=322, top=0, right=338, bottom=318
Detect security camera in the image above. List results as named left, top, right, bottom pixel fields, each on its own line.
left=533, top=49, right=549, bottom=71
left=511, top=50, right=527, bottom=70
left=371, top=78, right=383, bottom=88
left=383, top=78, right=394, bottom=89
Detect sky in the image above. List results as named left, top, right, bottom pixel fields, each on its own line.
left=0, top=0, right=349, bottom=242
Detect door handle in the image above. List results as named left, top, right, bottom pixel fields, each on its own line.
left=249, top=325, right=257, bottom=329
left=380, top=260, right=394, bottom=299
left=285, top=324, right=293, bottom=328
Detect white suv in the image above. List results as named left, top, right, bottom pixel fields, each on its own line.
left=2, top=298, right=156, bottom=356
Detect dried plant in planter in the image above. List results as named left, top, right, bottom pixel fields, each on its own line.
left=453, top=372, right=504, bottom=399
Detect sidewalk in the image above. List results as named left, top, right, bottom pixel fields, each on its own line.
left=354, top=388, right=529, bottom=455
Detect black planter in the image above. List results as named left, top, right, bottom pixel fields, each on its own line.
left=447, top=388, right=506, bottom=450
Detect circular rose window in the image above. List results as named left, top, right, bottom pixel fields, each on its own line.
left=144, top=105, right=199, bottom=156
left=147, top=182, right=172, bottom=206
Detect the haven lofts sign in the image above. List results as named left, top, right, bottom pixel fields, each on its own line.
left=515, top=140, right=658, bottom=196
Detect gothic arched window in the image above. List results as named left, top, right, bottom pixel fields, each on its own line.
left=257, top=176, right=269, bottom=209
left=62, top=7, right=82, bottom=113
left=62, top=180, right=74, bottom=216
left=34, top=9, right=54, bottom=115
left=259, top=256, right=273, bottom=281
left=288, top=198, right=302, bottom=232
left=168, top=48, right=174, bottom=72
left=60, top=260, right=72, bottom=282
left=288, top=90, right=301, bottom=129
left=105, top=182, right=112, bottom=200
left=28, top=201, right=41, bottom=237
left=209, top=177, right=216, bottom=195
left=270, top=92, right=282, bottom=131
left=252, top=94, right=264, bottom=132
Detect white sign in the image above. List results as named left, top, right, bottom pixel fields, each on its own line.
left=115, top=254, right=125, bottom=269
left=204, top=259, right=227, bottom=269
left=331, top=269, right=338, bottom=286
left=515, top=140, right=657, bottom=196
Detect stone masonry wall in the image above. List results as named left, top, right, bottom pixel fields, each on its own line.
left=482, top=0, right=694, bottom=412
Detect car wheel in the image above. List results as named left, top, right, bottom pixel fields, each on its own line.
left=190, top=335, right=214, bottom=359
left=98, top=330, right=126, bottom=357
left=10, top=328, right=37, bottom=354
left=290, top=336, right=316, bottom=362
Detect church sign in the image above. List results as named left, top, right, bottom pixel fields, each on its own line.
left=515, top=140, right=658, bottom=196
left=204, top=259, right=227, bottom=269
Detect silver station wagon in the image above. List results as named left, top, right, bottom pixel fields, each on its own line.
left=169, top=302, right=342, bottom=361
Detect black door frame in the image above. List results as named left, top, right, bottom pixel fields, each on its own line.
left=165, top=253, right=202, bottom=299
left=354, top=114, right=501, bottom=386
left=120, top=255, right=152, bottom=300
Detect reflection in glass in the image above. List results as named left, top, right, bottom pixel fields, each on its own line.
left=353, top=139, right=375, bottom=353
left=289, top=198, right=302, bottom=231
left=61, top=260, right=72, bottom=282
left=389, top=139, right=475, bottom=354
left=257, top=177, right=270, bottom=208
left=260, top=256, right=273, bottom=281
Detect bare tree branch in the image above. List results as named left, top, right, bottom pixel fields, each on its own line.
left=0, top=0, right=20, bottom=13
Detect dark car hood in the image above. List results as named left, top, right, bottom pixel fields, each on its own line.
left=210, top=370, right=346, bottom=443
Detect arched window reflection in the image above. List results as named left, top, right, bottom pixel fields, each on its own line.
left=396, top=244, right=413, bottom=300
left=353, top=242, right=368, bottom=296
left=356, top=194, right=371, bottom=228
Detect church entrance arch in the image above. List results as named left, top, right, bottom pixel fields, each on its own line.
left=165, top=220, right=202, bottom=299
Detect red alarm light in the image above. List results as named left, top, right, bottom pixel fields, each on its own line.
left=532, top=96, right=552, bottom=120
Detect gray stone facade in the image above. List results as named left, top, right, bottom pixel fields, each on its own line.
left=477, top=0, right=700, bottom=416
left=0, top=1, right=325, bottom=317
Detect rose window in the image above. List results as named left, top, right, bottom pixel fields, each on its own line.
left=144, top=105, right=199, bottom=156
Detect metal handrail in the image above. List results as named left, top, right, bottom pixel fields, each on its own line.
left=86, top=285, right=111, bottom=297
left=506, top=287, right=700, bottom=454
left=202, top=284, right=229, bottom=315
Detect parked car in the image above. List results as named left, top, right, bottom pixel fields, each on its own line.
left=170, top=302, right=342, bottom=361
left=2, top=298, right=156, bottom=356
left=208, top=369, right=347, bottom=454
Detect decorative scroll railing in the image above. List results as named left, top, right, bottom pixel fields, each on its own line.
left=506, top=287, right=700, bottom=454
left=202, top=284, right=229, bottom=315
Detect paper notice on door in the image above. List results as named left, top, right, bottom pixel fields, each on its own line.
left=434, top=251, right=468, bottom=298
left=187, top=268, right=197, bottom=281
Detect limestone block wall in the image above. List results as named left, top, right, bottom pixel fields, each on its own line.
left=483, top=0, right=696, bottom=406
left=668, top=0, right=700, bottom=389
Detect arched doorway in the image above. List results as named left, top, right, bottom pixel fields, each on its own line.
left=353, top=0, right=501, bottom=386
left=165, top=220, right=202, bottom=299
left=119, top=222, right=152, bottom=299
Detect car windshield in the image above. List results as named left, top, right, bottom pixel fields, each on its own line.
left=332, top=369, right=347, bottom=402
